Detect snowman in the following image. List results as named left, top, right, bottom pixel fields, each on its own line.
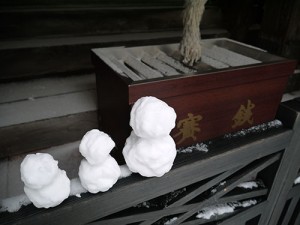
left=78, top=129, right=121, bottom=193
left=123, top=96, right=177, bottom=177
left=20, top=153, right=70, bottom=208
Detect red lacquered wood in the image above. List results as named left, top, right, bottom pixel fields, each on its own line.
left=92, top=46, right=297, bottom=163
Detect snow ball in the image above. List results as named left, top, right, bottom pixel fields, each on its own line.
left=79, top=129, right=115, bottom=165
left=79, top=155, right=121, bottom=193
left=24, top=170, right=70, bottom=208
left=123, top=131, right=177, bottom=177
left=20, top=153, right=59, bottom=189
left=130, top=96, right=177, bottom=138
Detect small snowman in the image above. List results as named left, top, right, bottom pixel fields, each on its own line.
left=79, top=129, right=120, bottom=193
left=123, top=96, right=177, bottom=177
left=20, top=153, right=70, bottom=208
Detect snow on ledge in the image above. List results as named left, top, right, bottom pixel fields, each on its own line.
left=224, top=120, right=282, bottom=139
left=177, top=143, right=208, bottom=154
left=0, top=168, right=133, bottom=214
left=0, top=194, right=31, bottom=213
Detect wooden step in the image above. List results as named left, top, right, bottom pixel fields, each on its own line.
left=0, top=29, right=228, bottom=81
left=0, top=73, right=98, bottom=158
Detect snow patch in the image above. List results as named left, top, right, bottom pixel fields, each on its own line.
left=197, top=204, right=234, bottom=219
left=196, top=200, right=257, bottom=220
left=164, top=217, right=178, bottom=224
left=211, top=181, right=226, bottom=194
left=1, top=178, right=88, bottom=213
left=294, top=176, right=300, bottom=185
left=237, top=181, right=258, bottom=189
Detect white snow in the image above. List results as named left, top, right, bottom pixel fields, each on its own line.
left=70, top=178, right=87, bottom=197
left=119, top=165, right=133, bottom=179
left=0, top=194, right=30, bottom=213
left=79, top=129, right=115, bottom=165
left=211, top=181, right=227, bottom=193
left=24, top=170, right=70, bottom=208
left=124, top=96, right=177, bottom=177
left=240, top=200, right=257, bottom=207
left=196, top=200, right=257, bottom=220
left=1, top=177, right=88, bottom=212
left=78, top=129, right=120, bottom=194
left=79, top=156, right=120, bottom=193
left=123, top=131, right=177, bottom=177
left=20, top=153, right=59, bottom=189
left=20, top=153, right=70, bottom=208
left=197, top=204, right=235, bottom=219
left=130, top=96, right=176, bottom=138
left=294, top=176, right=300, bottom=185
left=237, top=181, right=258, bottom=189
left=178, top=143, right=208, bottom=153
left=164, top=217, right=178, bottom=224
left=224, top=120, right=282, bottom=139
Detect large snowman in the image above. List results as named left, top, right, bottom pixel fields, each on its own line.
left=123, top=96, right=177, bottom=177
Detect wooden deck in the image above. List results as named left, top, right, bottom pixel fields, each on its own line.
left=0, top=74, right=98, bottom=158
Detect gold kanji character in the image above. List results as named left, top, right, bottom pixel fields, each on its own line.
left=174, top=113, right=203, bottom=144
left=232, top=99, right=255, bottom=128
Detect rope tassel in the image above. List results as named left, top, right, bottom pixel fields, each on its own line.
left=180, top=0, right=208, bottom=66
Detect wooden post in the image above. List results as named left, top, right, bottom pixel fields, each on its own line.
left=259, top=98, right=300, bottom=225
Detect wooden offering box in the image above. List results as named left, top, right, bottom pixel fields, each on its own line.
left=91, top=38, right=296, bottom=160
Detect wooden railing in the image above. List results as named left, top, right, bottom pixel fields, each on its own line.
left=1, top=98, right=300, bottom=225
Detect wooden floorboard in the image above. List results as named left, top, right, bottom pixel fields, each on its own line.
left=0, top=73, right=95, bottom=104
left=0, top=111, right=98, bottom=158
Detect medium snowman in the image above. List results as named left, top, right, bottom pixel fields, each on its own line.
left=79, top=129, right=121, bottom=193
